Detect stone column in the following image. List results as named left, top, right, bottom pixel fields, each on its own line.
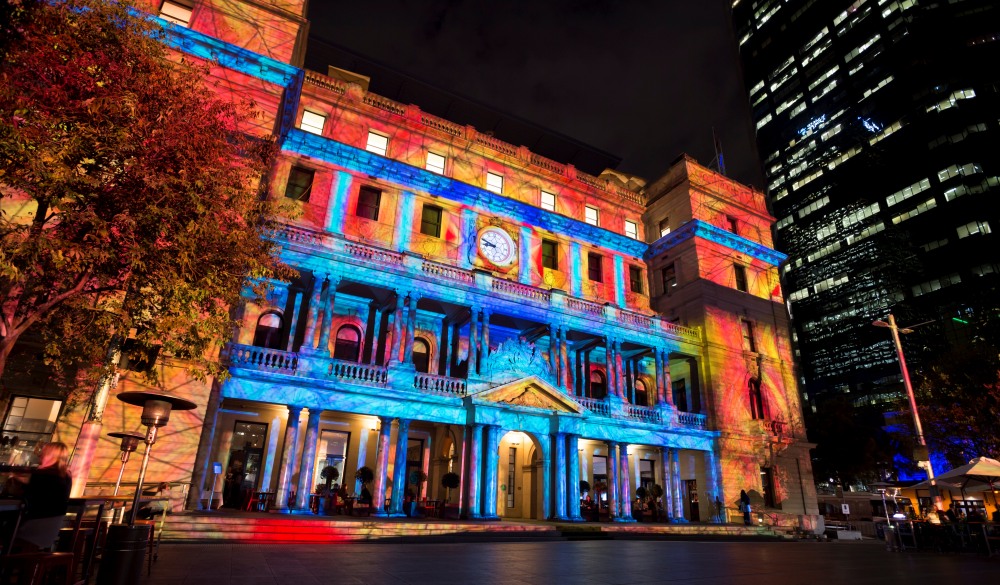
left=389, top=297, right=404, bottom=365
left=403, top=293, right=417, bottom=364
left=583, top=350, right=591, bottom=397
left=705, top=446, right=722, bottom=523
left=482, top=425, right=501, bottom=519
left=539, top=435, right=552, bottom=521
left=614, top=340, right=625, bottom=398
left=275, top=406, right=303, bottom=510
left=468, top=307, right=479, bottom=376
left=567, top=435, right=583, bottom=521
left=463, top=424, right=483, bottom=519
left=285, top=291, right=302, bottom=353
left=371, top=416, right=393, bottom=517
left=566, top=349, right=576, bottom=395
left=552, top=432, right=568, bottom=520
left=604, top=340, right=613, bottom=398
left=548, top=324, right=558, bottom=378
left=660, top=448, right=673, bottom=520
left=300, top=276, right=324, bottom=352
left=389, top=419, right=411, bottom=516
left=295, top=408, right=323, bottom=511
left=369, top=303, right=384, bottom=364
left=438, top=318, right=450, bottom=375
left=619, top=443, right=633, bottom=521
left=672, top=448, right=684, bottom=520
left=317, top=277, right=338, bottom=356
left=663, top=351, right=674, bottom=407
left=443, top=320, right=454, bottom=376
left=187, top=379, right=224, bottom=510
left=560, top=328, right=571, bottom=392
left=481, top=308, right=491, bottom=374
left=607, top=440, right=619, bottom=521
left=654, top=349, right=665, bottom=404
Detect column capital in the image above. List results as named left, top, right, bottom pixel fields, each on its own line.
left=378, top=415, right=394, bottom=426
left=287, top=405, right=304, bottom=418
left=396, top=418, right=411, bottom=432
left=481, top=307, right=491, bottom=318
left=306, top=408, right=323, bottom=422
left=606, top=440, right=618, bottom=449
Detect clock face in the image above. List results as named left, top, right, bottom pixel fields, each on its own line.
left=478, top=226, right=517, bottom=267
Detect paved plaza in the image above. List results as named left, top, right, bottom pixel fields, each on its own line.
left=144, top=540, right=998, bottom=585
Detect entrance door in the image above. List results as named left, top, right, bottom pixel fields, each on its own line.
left=224, top=421, right=267, bottom=509
left=685, top=479, right=700, bottom=522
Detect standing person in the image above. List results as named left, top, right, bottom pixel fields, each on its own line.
left=740, top=489, right=752, bottom=526
left=18, top=442, right=72, bottom=550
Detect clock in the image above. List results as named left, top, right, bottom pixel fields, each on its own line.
left=477, top=226, right=517, bottom=267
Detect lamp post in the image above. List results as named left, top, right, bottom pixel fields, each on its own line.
left=873, top=313, right=943, bottom=510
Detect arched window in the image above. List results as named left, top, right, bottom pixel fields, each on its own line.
left=590, top=370, right=607, bottom=399
left=333, top=325, right=361, bottom=362
left=634, top=379, right=648, bottom=407
left=253, top=312, right=283, bottom=349
left=412, top=338, right=430, bottom=373
left=748, top=377, right=765, bottom=420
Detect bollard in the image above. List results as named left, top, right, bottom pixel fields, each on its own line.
left=97, top=523, right=150, bottom=585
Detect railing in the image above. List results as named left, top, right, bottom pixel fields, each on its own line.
left=577, top=397, right=611, bottom=417
left=474, top=133, right=518, bottom=156
left=344, top=241, right=404, bottom=266
left=362, top=93, right=407, bottom=116
left=414, top=373, right=467, bottom=396
left=328, top=359, right=388, bottom=386
left=677, top=412, right=708, bottom=429
left=529, top=153, right=564, bottom=174
left=662, top=320, right=701, bottom=342
left=491, top=278, right=551, bottom=303
left=304, top=70, right=347, bottom=95
left=618, top=310, right=654, bottom=330
left=421, top=260, right=474, bottom=284
left=567, top=297, right=604, bottom=316
left=270, top=224, right=330, bottom=248
left=623, top=404, right=663, bottom=424
left=420, top=114, right=463, bottom=136
left=228, top=345, right=299, bottom=373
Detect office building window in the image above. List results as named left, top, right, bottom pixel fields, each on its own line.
left=366, top=130, right=388, bottom=156
left=625, top=220, right=638, bottom=239
left=734, top=264, right=748, bottom=292
left=662, top=263, right=677, bottom=293
left=284, top=166, right=314, bottom=202
left=420, top=204, right=443, bottom=238
left=159, top=0, right=193, bottom=27
left=486, top=172, right=504, bottom=194
left=741, top=320, right=757, bottom=353
left=300, top=110, right=326, bottom=135
left=355, top=186, right=381, bottom=221
left=659, top=218, right=671, bottom=237
left=587, top=252, right=603, bottom=282
left=585, top=205, right=599, bottom=226
left=628, top=266, right=643, bottom=294
left=540, top=191, right=556, bottom=211
left=426, top=152, right=446, bottom=174
left=542, top=239, right=559, bottom=270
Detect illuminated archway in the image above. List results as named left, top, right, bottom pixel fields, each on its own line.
left=495, top=430, right=544, bottom=520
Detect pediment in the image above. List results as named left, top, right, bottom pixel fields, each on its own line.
left=475, top=375, right=584, bottom=414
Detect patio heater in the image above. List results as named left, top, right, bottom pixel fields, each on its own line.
left=98, top=391, right=196, bottom=585
left=108, top=431, right=145, bottom=496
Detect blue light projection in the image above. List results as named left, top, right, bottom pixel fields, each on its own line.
left=798, top=115, right=827, bottom=137
left=645, top=220, right=787, bottom=266
left=281, top=129, right=649, bottom=259
left=858, top=117, right=882, bottom=133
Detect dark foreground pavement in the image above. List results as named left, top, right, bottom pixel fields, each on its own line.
left=144, top=540, right=997, bottom=585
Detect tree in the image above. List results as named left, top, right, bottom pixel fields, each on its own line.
left=807, top=396, right=894, bottom=487
left=0, top=0, right=290, bottom=393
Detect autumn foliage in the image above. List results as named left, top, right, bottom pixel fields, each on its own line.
left=0, top=0, right=290, bottom=390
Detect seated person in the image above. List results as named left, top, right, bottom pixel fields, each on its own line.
left=358, top=486, right=372, bottom=505
left=136, top=482, right=171, bottom=520
left=17, top=442, right=72, bottom=551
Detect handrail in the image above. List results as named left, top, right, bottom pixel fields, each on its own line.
left=414, top=372, right=467, bottom=396
left=228, top=345, right=299, bottom=373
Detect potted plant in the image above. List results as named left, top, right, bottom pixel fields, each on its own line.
left=407, top=469, right=428, bottom=517
left=354, top=466, right=375, bottom=515
left=578, top=480, right=592, bottom=518
left=441, top=472, right=460, bottom=519
left=320, top=466, right=340, bottom=514
left=634, top=486, right=648, bottom=521
left=649, top=484, right=665, bottom=522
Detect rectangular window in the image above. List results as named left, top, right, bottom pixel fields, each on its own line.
left=761, top=467, right=777, bottom=508
left=628, top=266, right=643, bottom=294
left=726, top=216, right=739, bottom=234
left=420, top=204, right=443, bottom=238
left=159, top=0, right=194, bottom=26
left=587, top=252, right=603, bottom=282
left=425, top=152, right=446, bottom=174
left=585, top=205, right=599, bottom=226
left=486, top=171, right=504, bottom=194
left=741, top=320, right=757, bottom=352
left=355, top=186, right=381, bottom=221
left=957, top=220, right=991, bottom=239
left=366, top=130, right=388, bottom=156
left=659, top=219, right=671, bottom=237
left=734, top=264, right=748, bottom=292
left=3, top=397, right=62, bottom=466
left=661, top=263, right=677, bottom=293
left=284, top=166, right=314, bottom=202
left=507, top=447, right=517, bottom=508
left=624, top=220, right=638, bottom=239
left=541, top=239, right=559, bottom=270
left=540, top=191, right=556, bottom=211
left=300, top=110, right=326, bottom=135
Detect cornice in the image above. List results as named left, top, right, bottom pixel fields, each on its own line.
left=645, top=220, right=787, bottom=266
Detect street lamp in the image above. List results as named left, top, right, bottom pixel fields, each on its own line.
left=873, top=313, right=943, bottom=510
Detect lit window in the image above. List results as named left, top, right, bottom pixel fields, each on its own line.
left=628, top=266, right=643, bottom=294
left=486, top=172, right=504, bottom=194
left=426, top=152, right=446, bottom=174
left=420, top=204, right=443, bottom=238
left=585, top=205, right=599, bottom=226
left=366, top=131, right=388, bottom=156
left=624, top=220, right=638, bottom=239
left=159, top=0, right=193, bottom=26
left=542, top=239, right=559, bottom=270
left=587, top=252, right=603, bottom=282
left=284, top=166, right=314, bottom=202
left=734, top=264, right=748, bottom=292
left=300, top=110, right=326, bottom=135
left=2, top=397, right=62, bottom=466
left=957, top=220, right=991, bottom=239
left=355, top=186, right=381, bottom=221
left=659, top=219, right=671, bottom=237
left=540, top=191, right=556, bottom=211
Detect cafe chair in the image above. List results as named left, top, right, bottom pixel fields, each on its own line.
left=0, top=551, right=76, bottom=585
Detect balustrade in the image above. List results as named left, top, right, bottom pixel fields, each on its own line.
left=566, top=297, right=604, bottom=316
left=228, top=345, right=299, bottom=373
left=623, top=404, right=663, bottom=424
left=677, top=412, right=708, bottom=429
left=362, top=93, right=407, bottom=116
left=413, top=373, right=467, bottom=396
left=618, top=310, right=654, bottom=329
left=328, top=359, right=388, bottom=385
left=576, top=397, right=611, bottom=417
left=421, top=260, right=474, bottom=284
left=344, top=241, right=404, bottom=265
left=491, top=278, right=551, bottom=303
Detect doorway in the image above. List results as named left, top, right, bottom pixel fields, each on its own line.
left=684, top=479, right=700, bottom=522
left=224, top=421, right=267, bottom=509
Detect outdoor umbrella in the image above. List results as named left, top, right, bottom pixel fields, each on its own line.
left=933, top=456, right=1000, bottom=509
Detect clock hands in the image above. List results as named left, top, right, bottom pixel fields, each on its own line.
left=482, top=240, right=497, bottom=249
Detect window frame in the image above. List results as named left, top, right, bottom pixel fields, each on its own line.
left=420, top=204, right=443, bottom=238
left=726, top=216, right=740, bottom=234
left=426, top=151, right=446, bottom=175
left=284, top=165, right=315, bottom=202
left=159, top=0, right=194, bottom=27
left=741, top=319, right=757, bottom=353
left=584, top=205, right=600, bottom=226
left=366, top=130, right=389, bottom=156
left=734, top=264, right=748, bottom=292
left=355, top=186, right=382, bottom=221
left=628, top=265, right=643, bottom=294
left=486, top=171, right=504, bottom=194
left=659, top=218, right=671, bottom=237
left=540, top=191, right=556, bottom=211
left=624, top=220, right=638, bottom=240
left=300, top=110, right=327, bottom=135
left=541, top=239, right=559, bottom=270
left=333, top=325, right=362, bottom=362
left=587, top=252, right=603, bottom=282
left=661, top=262, right=677, bottom=293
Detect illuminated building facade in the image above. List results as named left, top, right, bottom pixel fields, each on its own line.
left=37, top=1, right=818, bottom=525
left=731, top=0, right=1000, bottom=416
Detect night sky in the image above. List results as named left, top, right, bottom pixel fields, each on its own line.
left=305, top=0, right=763, bottom=188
